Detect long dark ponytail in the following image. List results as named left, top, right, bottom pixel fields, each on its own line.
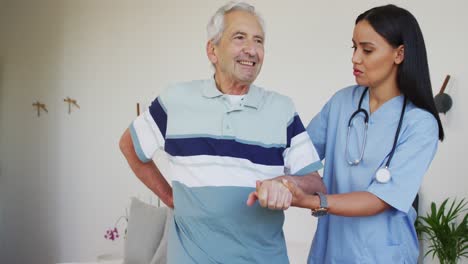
left=356, top=5, right=444, bottom=140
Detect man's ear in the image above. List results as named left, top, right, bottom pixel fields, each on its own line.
left=395, top=45, right=404, bottom=65
left=206, top=40, right=218, bottom=64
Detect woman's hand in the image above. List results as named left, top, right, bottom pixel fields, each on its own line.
left=282, top=178, right=309, bottom=208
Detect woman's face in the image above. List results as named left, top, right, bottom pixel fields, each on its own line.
left=351, top=20, right=404, bottom=89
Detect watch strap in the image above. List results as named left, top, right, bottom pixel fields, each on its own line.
left=315, top=192, right=328, bottom=208
left=311, top=192, right=328, bottom=217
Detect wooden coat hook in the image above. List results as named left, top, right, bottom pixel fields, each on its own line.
left=32, top=101, right=48, bottom=117
left=64, top=97, right=80, bottom=114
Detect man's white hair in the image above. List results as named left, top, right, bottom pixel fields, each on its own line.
left=207, top=1, right=265, bottom=45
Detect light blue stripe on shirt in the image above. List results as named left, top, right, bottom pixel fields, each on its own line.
left=168, top=181, right=289, bottom=264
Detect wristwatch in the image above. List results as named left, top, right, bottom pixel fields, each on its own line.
left=311, top=192, right=328, bottom=217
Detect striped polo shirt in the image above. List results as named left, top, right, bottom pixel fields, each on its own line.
left=129, top=79, right=322, bottom=264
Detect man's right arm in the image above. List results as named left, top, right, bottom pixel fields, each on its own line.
left=119, top=128, right=173, bottom=208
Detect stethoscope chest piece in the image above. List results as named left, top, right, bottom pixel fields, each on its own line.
left=347, top=87, right=407, bottom=184
left=375, top=167, right=391, bottom=183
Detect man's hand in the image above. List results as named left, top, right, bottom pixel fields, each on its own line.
left=246, top=179, right=293, bottom=210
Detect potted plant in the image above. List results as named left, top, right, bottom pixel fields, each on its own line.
left=416, top=198, right=467, bottom=264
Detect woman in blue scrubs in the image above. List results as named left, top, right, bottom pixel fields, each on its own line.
left=284, top=5, right=444, bottom=263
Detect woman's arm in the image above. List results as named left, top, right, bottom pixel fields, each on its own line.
left=284, top=179, right=389, bottom=216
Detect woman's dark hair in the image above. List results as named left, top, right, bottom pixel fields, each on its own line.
left=356, top=5, right=444, bottom=140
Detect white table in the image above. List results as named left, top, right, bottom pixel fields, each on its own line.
left=58, top=261, right=122, bottom=264
left=57, top=252, right=124, bottom=264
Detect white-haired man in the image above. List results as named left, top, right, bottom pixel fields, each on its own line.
left=119, top=2, right=325, bottom=263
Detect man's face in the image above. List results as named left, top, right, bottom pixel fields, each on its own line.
left=209, top=10, right=265, bottom=86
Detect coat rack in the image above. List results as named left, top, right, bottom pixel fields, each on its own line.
left=64, top=97, right=80, bottom=114
left=32, top=101, right=48, bottom=117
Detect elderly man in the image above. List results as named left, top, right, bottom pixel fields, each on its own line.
left=119, top=1, right=325, bottom=263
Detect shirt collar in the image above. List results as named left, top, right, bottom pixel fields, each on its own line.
left=202, top=78, right=263, bottom=109
left=357, top=86, right=406, bottom=121
left=202, top=78, right=224, bottom=98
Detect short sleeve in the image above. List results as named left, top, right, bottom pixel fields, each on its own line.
left=306, top=99, right=332, bottom=161
left=129, top=88, right=170, bottom=163
left=283, top=110, right=323, bottom=176
left=367, top=116, right=439, bottom=213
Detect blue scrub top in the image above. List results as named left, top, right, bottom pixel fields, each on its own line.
left=307, top=85, right=439, bottom=263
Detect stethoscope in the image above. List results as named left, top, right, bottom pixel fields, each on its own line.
left=345, top=87, right=407, bottom=183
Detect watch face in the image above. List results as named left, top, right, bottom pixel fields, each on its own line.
left=312, top=207, right=328, bottom=217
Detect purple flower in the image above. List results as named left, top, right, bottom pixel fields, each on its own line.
left=104, top=211, right=128, bottom=242
left=104, top=227, right=120, bottom=241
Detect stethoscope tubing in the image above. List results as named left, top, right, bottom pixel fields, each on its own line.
left=346, top=87, right=407, bottom=169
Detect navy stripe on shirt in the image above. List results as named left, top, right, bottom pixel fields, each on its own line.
left=165, top=137, right=285, bottom=166
left=149, top=97, right=168, bottom=138
left=286, top=114, right=306, bottom=147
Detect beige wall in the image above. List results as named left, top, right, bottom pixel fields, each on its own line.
left=1, top=1, right=467, bottom=263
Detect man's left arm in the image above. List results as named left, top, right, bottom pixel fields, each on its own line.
left=277, top=171, right=326, bottom=196
left=246, top=171, right=325, bottom=210
left=247, top=102, right=326, bottom=210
